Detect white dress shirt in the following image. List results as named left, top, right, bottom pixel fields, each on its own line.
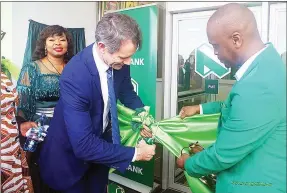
left=93, top=44, right=110, bottom=132
left=199, top=45, right=268, bottom=114
left=92, top=44, right=137, bottom=161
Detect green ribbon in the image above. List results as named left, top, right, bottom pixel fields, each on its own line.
left=113, top=104, right=219, bottom=193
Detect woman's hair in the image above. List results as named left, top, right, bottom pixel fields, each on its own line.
left=32, top=25, right=74, bottom=63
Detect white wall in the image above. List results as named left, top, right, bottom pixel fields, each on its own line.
left=1, top=2, right=13, bottom=60
left=1, top=2, right=97, bottom=70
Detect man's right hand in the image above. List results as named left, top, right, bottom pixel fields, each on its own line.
left=135, top=140, right=156, bottom=161
left=179, top=105, right=200, bottom=119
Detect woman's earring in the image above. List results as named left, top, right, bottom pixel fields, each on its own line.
left=66, top=51, right=68, bottom=56
left=45, top=47, right=47, bottom=55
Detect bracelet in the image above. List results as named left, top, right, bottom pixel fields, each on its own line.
left=181, top=146, right=190, bottom=155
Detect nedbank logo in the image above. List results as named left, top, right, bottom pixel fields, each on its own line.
left=131, top=78, right=138, bottom=95
left=131, top=58, right=144, bottom=65
left=127, top=164, right=143, bottom=175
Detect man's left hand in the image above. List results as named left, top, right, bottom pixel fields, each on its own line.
left=176, top=153, right=190, bottom=169
left=140, top=125, right=152, bottom=138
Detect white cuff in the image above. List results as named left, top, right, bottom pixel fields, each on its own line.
left=199, top=104, right=203, bottom=114
left=132, top=148, right=137, bottom=162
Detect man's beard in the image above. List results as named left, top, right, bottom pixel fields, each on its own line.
left=224, top=62, right=232, bottom=68
left=110, top=62, right=124, bottom=70
left=102, top=56, right=124, bottom=70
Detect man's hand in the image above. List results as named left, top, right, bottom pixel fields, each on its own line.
left=135, top=140, right=156, bottom=161
left=140, top=125, right=152, bottom=138
left=176, top=153, right=190, bottom=169
left=179, top=105, right=200, bottom=119
left=20, top=121, right=38, bottom=137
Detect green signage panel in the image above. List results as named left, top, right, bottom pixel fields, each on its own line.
left=108, top=182, right=125, bottom=193
left=195, top=43, right=231, bottom=79
left=205, top=79, right=219, bottom=94
left=113, top=5, right=158, bottom=188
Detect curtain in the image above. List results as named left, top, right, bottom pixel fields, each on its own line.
left=22, top=19, right=86, bottom=65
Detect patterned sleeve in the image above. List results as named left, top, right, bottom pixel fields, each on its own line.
left=16, top=62, right=38, bottom=120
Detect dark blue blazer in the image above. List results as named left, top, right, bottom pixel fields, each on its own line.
left=38, top=44, right=144, bottom=191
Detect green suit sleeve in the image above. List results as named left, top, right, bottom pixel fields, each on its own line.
left=184, top=87, right=279, bottom=177
left=201, top=101, right=224, bottom=114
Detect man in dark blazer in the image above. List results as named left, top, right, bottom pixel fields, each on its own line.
left=39, top=13, right=155, bottom=193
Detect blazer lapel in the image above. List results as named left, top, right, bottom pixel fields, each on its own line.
left=84, top=43, right=103, bottom=99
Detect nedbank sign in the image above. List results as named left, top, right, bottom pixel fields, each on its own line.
left=127, top=164, right=144, bottom=175
left=131, top=78, right=138, bottom=95
left=115, top=160, right=154, bottom=187
left=131, top=58, right=145, bottom=65
left=114, top=5, right=157, bottom=189
left=195, top=43, right=231, bottom=79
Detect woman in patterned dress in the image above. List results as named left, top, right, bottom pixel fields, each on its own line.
left=16, top=25, right=74, bottom=193
left=1, top=71, right=34, bottom=193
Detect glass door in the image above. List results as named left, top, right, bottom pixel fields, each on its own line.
left=169, top=10, right=217, bottom=192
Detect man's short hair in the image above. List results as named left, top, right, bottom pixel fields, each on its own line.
left=95, top=13, right=142, bottom=53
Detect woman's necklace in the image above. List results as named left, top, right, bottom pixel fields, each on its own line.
left=46, top=57, right=64, bottom=75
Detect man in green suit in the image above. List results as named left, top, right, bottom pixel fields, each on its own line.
left=177, top=3, right=286, bottom=193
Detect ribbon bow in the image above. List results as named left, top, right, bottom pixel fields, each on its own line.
left=131, top=106, right=155, bottom=145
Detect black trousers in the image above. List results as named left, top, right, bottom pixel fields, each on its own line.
left=29, top=159, right=60, bottom=193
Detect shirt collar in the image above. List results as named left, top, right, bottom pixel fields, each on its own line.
left=234, top=44, right=268, bottom=81
left=93, top=43, right=109, bottom=73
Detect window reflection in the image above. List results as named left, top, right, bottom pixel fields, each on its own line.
left=183, top=53, right=192, bottom=90
left=178, top=50, right=205, bottom=93
left=178, top=54, right=185, bottom=88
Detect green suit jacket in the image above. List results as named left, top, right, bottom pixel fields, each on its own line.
left=185, top=44, right=286, bottom=193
